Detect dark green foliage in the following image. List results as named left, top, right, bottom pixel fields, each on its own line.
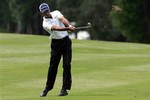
left=111, top=0, right=150, bottom=43
left=0, top=0, right=149, bottom=43
left=78, top=0, right=115, bottom=40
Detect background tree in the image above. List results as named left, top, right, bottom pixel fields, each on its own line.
left=56, top=0, right=81, bottom=22
left=77, top=0, right=119, bottom=41
left=0, top=0, right=149, bottom=43
left=111, top=0, right=150, bottom=43
left=0, top=0, right=57, bottom=35
left=0, top=0, right=12, bottom=32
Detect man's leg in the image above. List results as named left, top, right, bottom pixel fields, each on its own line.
left=59, top=38, right=72, bottom=96
left=62, top=49, right=72, bottom=90
left=40, top=40, right=62, bottom=97
left=46, top=51, right=61, bottom=90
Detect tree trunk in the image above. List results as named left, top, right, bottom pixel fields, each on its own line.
left=6, top=22, right=10, bottom=32
left=26, top=22, right=32, bottom=34
left=16, top=20, right=22, bottom=33
left=143, top=0, right=150, bottom=43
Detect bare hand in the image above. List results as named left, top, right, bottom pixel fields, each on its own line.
left=68, top=25, right=76, bottom=31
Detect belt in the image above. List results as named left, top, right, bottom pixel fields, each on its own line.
left=52, top=36, right=69, bottom=41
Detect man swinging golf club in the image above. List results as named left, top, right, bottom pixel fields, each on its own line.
left=39, top=3, right=75, bottom=97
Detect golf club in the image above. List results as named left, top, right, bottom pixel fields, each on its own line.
left=76, top=22, right=91, bottom=30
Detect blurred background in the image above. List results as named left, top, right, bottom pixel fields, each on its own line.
left=0, top=0, right=150, bottom=43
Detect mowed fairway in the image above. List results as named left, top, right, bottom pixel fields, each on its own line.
left=0, top=33, right=150, bottom=100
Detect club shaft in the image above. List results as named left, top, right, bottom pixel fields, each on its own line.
left=76, top=26, right=91, bottom=30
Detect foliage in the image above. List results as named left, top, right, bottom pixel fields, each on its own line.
left=0, top=0, right=117, bottom=40
left=0, top=0, right=150, bottom=43
left=78, top=0, right=117, bottom=40
left=0, top=0, right=11, bottom=32
left=56, top=0, right=82, bottom=21
left=111, top=0, right=150, bottom=43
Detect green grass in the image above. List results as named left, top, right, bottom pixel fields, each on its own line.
left=0, top=33, right=150, bottom=100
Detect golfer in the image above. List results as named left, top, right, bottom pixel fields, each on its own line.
left=39, top=3, right=75, bottom=97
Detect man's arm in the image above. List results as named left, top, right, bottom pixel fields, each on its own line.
left=59, top=16, right=76, bottom=30
left=51, top=16, right=75, bottom=31
left=59, top=17, right=71, bottom=27
left=51, top=25, right=74, bottom=31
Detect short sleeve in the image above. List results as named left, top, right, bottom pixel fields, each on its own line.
left=43, top=21, right=52, bottom=31
left=53, top=10, right=64, bottom=18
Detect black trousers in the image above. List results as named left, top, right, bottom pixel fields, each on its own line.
left=46, top=36, right=72, bottom=91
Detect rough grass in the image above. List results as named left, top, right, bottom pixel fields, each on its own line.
left=0, top=33, right=150, bottom=100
